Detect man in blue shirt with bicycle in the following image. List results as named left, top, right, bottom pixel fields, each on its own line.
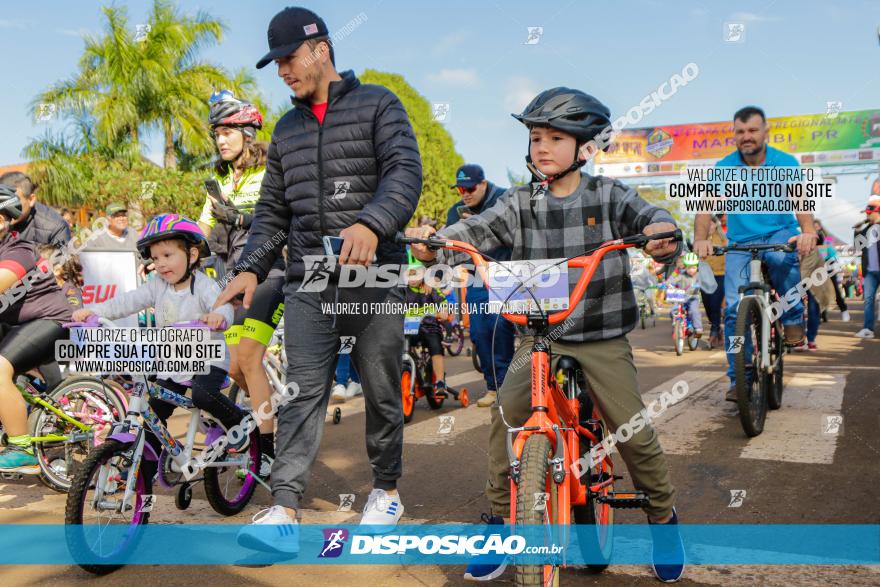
left=693, top=106, right=818, bottom=401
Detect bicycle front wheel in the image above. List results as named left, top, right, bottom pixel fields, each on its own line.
left=514, top=434, right=558, bottom=587
left=734, top=297, right=768, bottom=437
left=65, top=439, right=150, bottom=575
left=445, top=323, right=465, bottom=356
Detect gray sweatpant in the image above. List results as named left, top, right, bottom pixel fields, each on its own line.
left=272, top=282, right=405, bottom=510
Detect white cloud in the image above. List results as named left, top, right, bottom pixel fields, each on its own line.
left=503, top=76, right=539, bottom=114
left=426, top=68, right=480, bottom=86
left=432, top=30, right=469, bottom=56
left=728, top=12, right=781, bottom=23
left=0, top=20, right=26, bottom=30
left=57, top=28, right=93, bottom=38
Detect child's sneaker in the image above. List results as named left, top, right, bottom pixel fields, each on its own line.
left=855, top=329, right=875, bottom=339
left=463, top=514, right=508, bottom=581
left=0, top=445, right=39, bottom=474
left=433, top=380, right=448, bottom=399
left=649, top=507, right=685, bottom=582
left=807, top=342, right=818, bottom=352
left=237, top=505, right=299, bottom=554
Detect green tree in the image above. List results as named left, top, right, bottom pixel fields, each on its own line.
left=359, top=69, right=464, bottom=226
left=32, top=0, right=241, bottom=171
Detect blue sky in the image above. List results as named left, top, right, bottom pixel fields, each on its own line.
left=2, top=0, right=879, bottom=239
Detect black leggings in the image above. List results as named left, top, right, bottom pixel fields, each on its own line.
left=144, top=366, right=246, bottom=463
left=0, top=320, right=68, bottom=380
left=418, top=328, right=444, bottom=357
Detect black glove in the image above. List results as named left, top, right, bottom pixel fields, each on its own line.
left=239, top=212, right=254, bottom=230
left=211, top=200, right=243, bottom=226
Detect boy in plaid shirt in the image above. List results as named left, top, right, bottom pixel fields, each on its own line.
left=410, top=88, right=684, bottom=583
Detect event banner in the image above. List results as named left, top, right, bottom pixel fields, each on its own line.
left=595, top=109, right=880, bottom=177
left=79, top=250, right=140, bottom=328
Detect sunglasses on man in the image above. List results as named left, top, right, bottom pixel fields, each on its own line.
left=866, top=205, right=880, bottom=214
left=456, top=185, right=478, bottom=195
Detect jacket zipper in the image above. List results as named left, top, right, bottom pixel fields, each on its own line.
left=317, top=121, right=327, bottom=236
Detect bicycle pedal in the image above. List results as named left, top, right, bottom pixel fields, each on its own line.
left=597, top=491, right=649, bottom=509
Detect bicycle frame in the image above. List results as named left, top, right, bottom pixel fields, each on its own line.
left=399, top=232, right=679, bottom=524
left=18, top=384, right=93, bottom=444
left=739, top=253, right=774, bottom=372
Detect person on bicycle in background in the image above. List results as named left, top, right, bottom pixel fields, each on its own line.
left=0, top=185, right=74, bottom=473
left=666, top=252, right=703, bottom=337
left=855, top=194, right=880, bottom=338
left=404, top=261, right=450, bottom=395
left=692, top=106, right=817, bottom=402
left=72, top=214, right=243, bottom=487
left=410, top=88, right=685, bottom=583
left=217, top=7, right=422, bottom=552
left=700, top=214, right=727, bottom=348
left=197, top=91, right=281, bottom=477
left=446, top=164, right=515, bottom=408
left=630, top=250, right=658, bottom=319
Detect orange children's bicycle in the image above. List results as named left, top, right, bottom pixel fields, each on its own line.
left=398, top=229, right=682, bottom=587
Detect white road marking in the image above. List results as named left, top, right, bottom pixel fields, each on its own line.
left=445, top=371, right=484, bottom=388
left=739, top=372, right=845, bottom=464
left=404, top=405, right=490, bottom=445
left=642, top=372, right=730, bottom=455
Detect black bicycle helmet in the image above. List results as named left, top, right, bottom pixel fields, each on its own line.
left=512, top=88, right=612, bottom=147
left=512, top=88, right=613, bottom=200
left=0, top=184, right=24, bottom=221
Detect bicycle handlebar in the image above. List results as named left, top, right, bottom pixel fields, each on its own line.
left=396, top=229, right=682, bottom=326
left=62, top=316, right=227, bottom=331
left=712, top=242, right=795, bottom=255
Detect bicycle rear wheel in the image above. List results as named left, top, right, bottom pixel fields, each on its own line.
left=444, top=323, right=465, bottom=356
left=65, top=439, right=149, bottom=575
left=203, top=428, right=261, bottom=516
left=766, top=320, right=785, bottom=410
left=31, top=377, right=127, bottom=493
left=734, top=297, right=768, bottom=436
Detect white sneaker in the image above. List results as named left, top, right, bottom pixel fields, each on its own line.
left=359, top=488, right=404, bottom=529
left=344, top=382, right=363, bottom=399
left=237, top=505, right=299, bottom=554
left=841, top=311, right=851, bottom=322
left=331, top=383, right=347, bottom=403
left=855, top=328, right=875, bottom=339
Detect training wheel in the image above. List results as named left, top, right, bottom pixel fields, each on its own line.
left=175, top=483, right=192, bottom=510
left=459, top=388, right=470, bottom=407
left=333, top=407, right=342, bottom=424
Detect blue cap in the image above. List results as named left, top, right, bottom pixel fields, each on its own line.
left=451, top=164, right=485, bottom=189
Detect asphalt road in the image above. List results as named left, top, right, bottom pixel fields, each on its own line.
left=1, top=300, right=878, bottom=587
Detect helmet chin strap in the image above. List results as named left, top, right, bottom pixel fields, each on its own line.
left=175, top=249, right=199, bottom=293
left=525, top=141, right=587, bottom=217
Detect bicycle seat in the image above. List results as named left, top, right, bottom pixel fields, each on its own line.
left=556, top=355, right=581, bottom=373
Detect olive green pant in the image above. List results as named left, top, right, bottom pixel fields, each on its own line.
left=486, top=335, right=675, bottom=520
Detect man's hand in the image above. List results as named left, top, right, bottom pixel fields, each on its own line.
left=405, top=226, right=438, bottom=262
left=692, top=239, right=714, bottom=260
left=200, top=312, right=227, bottom=330
left=339, top=223, right=378, bottom=266
left=214, top=272, right=257, bottom=310
left=788, top=232, right=818, bottom=257
left=643, top=222, right=678, bottom=259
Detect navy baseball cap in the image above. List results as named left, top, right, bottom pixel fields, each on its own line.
left=256, top=7, right=329, bottom=69
left=451, top=164, right=486, bottom=189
